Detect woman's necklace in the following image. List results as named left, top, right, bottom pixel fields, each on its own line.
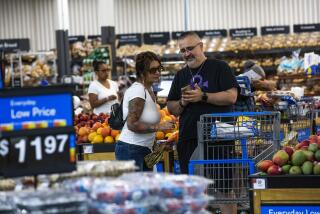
left=188, top=60, right=206, bottom=89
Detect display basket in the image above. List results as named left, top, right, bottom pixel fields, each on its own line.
left=190, top=111, right=281, bottom=206
left=286, top=97, right=314, bottom=141
left=236, top=76, right=253, bottom=97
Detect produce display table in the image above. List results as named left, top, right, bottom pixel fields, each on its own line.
left=249, top=174, right=320, bottom=213
left=77, top=143, right=116, bottom=161
left=77, top=143, right=176, bottom=172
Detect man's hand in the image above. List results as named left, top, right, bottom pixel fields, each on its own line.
left=182, top=84, right=202, bottom=103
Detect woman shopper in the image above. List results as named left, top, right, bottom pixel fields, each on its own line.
left=115, top=51, right=174, bottom=171
left=88, top=61, right=119, bottom=114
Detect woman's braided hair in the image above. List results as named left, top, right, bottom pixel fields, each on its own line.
left=135, top=51, right=161, bottom=79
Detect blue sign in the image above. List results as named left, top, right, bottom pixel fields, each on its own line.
left=0, top=70, right=3, bottom=89
left=0, top=93, right=73, bottom=131
left=261, top=205, right=320, bottom=214
left=297, top=128, right=311, bottom=142
left=280, top=131, right=285, bottom=141
left=316, top=126, right=320, bottom=135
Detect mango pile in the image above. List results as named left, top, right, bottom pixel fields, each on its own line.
left=155, top=105, right=179, bottom=143
left=257, top=134, right=320, bottom=175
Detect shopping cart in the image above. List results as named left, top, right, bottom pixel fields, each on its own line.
left=189, top=111, right=280, bottom=206
left=259, top=95, right=314, bottom=142
left=312, top=109, right=320, bottom=135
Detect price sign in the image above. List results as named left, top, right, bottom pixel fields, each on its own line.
left=253, top=178, right=266, bottom=189
left=0, top=86, right=76, bottom=177
left=83, top=144, right=93, bottom=154
left=0, top=89, right=73, bottom=132
left=0, top=132, right=76, bottom=177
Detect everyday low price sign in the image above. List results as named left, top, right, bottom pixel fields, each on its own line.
left=0, top=94, right=73, bottom=131
left=261, top=205, right=320, bottom=214
left=0, top=86, right=76, bottom=177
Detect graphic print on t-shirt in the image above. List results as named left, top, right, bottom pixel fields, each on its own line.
left=190, top=74, right=208, bottom=90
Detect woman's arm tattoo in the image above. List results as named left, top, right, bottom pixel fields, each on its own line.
left=126, top=97, right=157, bottom=133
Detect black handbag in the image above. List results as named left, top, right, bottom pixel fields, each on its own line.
left=108, top=101, right=126, bottom=130
left=108, top=90, right=146, bottom=130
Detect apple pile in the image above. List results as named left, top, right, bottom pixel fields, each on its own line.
left=257, top=134, right=320, bottom=175
left=74, top=113, right=120, bottom=144
left=74, top=113, right=108, bottom=129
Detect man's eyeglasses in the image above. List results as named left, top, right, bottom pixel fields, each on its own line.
left=97, top=69, right=108, bottom=72
left=148, top=66, right=164, bottom=74
left=179, top=42, right=201, bottom=54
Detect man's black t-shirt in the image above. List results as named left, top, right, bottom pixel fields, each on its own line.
left=167, top=59, right=238, bottom=142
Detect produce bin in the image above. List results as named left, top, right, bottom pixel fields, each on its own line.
left=249, top=174, right=320, bottom=213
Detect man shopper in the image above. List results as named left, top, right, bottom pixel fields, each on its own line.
left=167, top=31, right=238, bottom=214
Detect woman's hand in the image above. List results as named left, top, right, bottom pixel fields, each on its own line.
left=158, top=121, right=175, bottom=131
left=108, top=95, right=117, bottom=101
left=163, top=142, right=174, bottom=151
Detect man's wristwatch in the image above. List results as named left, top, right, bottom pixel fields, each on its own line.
left=201, top=91, right=208, bottom=102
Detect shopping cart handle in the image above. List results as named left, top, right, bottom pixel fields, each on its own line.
left=206, top=111, right=276, bottom=117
